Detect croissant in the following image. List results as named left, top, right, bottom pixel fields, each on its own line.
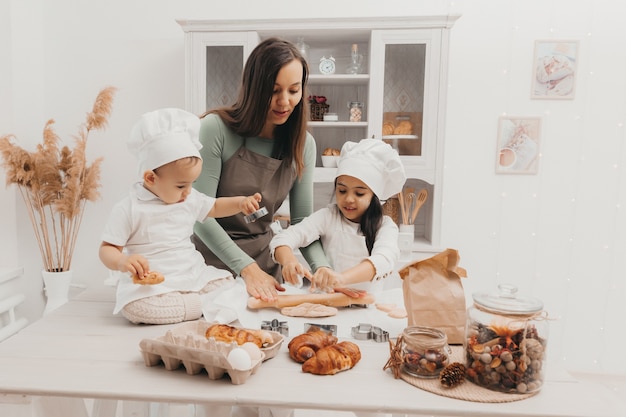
left=205, top=324, right=271, bottom=348
left=301, top=341, right=362, bottom=375
left=288, top=328, right=338, bottom=363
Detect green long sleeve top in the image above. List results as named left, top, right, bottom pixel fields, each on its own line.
left=193, top=113, right=330, bottom=275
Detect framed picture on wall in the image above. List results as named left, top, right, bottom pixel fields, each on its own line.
left=531, top=40, right=579, bottom=99
left=496, top=116, right=542, bottom=175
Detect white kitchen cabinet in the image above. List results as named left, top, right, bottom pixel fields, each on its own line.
left=177, top=15, right=460, bottom=251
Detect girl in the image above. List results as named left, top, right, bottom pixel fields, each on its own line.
left=270, top=139, right=406, bottom=294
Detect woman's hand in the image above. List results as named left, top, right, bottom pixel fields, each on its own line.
left=310, top=266, right=344, bottom=293
left=240, top=262, right=284, bottom=302
left=281, top=261, right=313, bottom=286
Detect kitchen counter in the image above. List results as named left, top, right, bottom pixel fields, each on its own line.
left=0, top=283, right=623, bottom=417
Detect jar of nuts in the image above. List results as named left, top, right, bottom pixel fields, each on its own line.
left=401, top=326, right=451, bottom=378
left=348, top=101, right=364, bottom=122
left=465, top=284, right=548, bottom=394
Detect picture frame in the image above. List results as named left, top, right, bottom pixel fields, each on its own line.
left=495, top=116, right=542, bottom=175
left=531, top=40, right=579, bottom=100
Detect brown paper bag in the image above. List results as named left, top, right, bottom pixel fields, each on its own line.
left=399, top=248, right=467, bottom=344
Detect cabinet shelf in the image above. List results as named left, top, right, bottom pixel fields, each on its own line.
left=178, top=15, right=460, bottom=250
left=309, top=121, right=367, bottom=128
left=308, top=74, right=369, bottom=85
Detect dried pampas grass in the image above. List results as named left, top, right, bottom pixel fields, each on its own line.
left=0, top=86, right=117, bottom=272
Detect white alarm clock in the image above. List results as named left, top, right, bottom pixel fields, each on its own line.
left=319, top=56, right=336, bottom=75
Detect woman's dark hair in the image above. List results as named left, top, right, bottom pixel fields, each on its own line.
left=202, top=37, right=310, bottom=177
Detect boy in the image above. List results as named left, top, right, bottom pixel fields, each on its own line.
left=99, top=108, right=262, bottom=324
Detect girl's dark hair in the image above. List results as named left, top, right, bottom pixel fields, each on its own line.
left=201, top=37, right=310, bottom=177
left=361, top=194, right=383, bottom=255
left=334, top=178, right=384, bottom=255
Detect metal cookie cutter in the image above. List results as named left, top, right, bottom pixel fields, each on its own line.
left=244, top=206, right=269, bottom=224
left=261, top=318, right=289, bottom=337
left=351, top=323, right=389, bottom=343
left=304, top=323, right=337, bottom=336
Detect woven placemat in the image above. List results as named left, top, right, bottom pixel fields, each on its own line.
left=399, top=345, right=538, bottom=403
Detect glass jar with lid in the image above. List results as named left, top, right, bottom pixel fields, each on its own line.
left=348, top=101, right=364, bottom=122
left=465, top=284, right=548, bottom=394
left=401, top=326, right=451, bottom=378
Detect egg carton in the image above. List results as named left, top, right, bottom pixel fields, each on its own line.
left=138, top=321, right=284, bottom=385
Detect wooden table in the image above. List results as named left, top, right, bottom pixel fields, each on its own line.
left=0, top=284, right=623, bottom=417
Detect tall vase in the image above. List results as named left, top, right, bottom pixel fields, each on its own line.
left=42, top=269, right=73, bottom=315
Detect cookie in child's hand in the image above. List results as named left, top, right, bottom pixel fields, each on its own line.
left=132, top=271, right=165, bottom=285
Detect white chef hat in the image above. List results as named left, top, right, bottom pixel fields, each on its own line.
left=336, top=138, right=406, bottom=200
left=128, top=108, right=202, bottom=174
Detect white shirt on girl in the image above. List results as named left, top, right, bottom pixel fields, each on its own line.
left=270, top=203, right=399, bottom=293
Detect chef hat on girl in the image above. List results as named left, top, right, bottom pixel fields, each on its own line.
left=128, top=108, right=202, bottom=174
left=336, top=138, right=406, bottom=200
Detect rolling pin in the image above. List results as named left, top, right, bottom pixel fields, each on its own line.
left=247, top=292, right=375, bottom=310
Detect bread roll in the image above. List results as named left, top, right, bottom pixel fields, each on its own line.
left=382, top=122, right=395, bottom=136
left=393, top=120, right=413, bottom=135
left=205, top=324, right=273, bottom=348
left=301, top=341, right=361, bottom=375
left=288, top=328, right=338, bottom=363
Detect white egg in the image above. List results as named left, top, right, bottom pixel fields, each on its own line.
left=227, top=348, right=252, bottom=371
left=240, top=342, right=263, bottom=361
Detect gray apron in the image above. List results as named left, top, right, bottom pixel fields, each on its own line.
left=193, top=142, right=296, bottom=281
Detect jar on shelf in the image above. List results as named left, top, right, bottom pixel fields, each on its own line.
left=348, top=101, right=364, bottom=122
left=465, top=284, right=548, bottom=394
left=401, top=326, right=451, bottom=378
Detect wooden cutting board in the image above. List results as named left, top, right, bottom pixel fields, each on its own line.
left=247, top=292, right=374, bottom=310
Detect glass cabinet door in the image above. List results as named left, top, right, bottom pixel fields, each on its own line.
left=369, top=29, right=442, bottom=177
left=184, top=31, right=259, bottom=115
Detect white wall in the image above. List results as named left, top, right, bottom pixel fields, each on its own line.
left=2, top=0, right=625, bottom=375
left=0, top=0, right=18, bottom=266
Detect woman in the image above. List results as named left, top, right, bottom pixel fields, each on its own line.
left=192, top=37, right=330, bottom=302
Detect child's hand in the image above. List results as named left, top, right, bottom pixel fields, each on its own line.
left=240, top=193, right=262, bottom=215
left=310, top=267, right=344, bottom=293
left=281, top=261, right=312, bottom=287
left=119, top=254, right=150, bottom=279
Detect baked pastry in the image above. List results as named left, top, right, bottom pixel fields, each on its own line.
left=382, top=122, right=395, bottom=136
left=393, top=120, right=413, bottom=135
left=322, top=147, right=340, bottom=156
left=281, top=303, right=338, bottom=318
left=288, top=328, right=338, bottom=363
left=301, top=341, right=361, bottom=375
left=205, top=324, right=273, bottom=348
left=132, top=271, right=164, bottom=285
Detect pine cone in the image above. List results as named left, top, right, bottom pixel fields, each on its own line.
left=439, top=362, right=466, bottom=388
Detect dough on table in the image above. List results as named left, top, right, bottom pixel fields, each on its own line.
left=281, top=303, right=338, bottom=318
left=387, top=307, right=407, bottom=319
left=375, top=303, right=397, bottom=313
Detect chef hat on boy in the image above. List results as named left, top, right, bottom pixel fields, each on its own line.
left=336, top=138, right=406, bottom=200
left=128, top=108, right=202, bottom=174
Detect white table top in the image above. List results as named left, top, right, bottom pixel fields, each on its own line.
left=0, top=284, right=623, bottom=417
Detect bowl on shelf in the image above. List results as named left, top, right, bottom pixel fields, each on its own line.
left=321, top=155, right=339, bottom=168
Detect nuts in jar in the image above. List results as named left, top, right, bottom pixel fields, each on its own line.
left=401, top=326, right=450, bottom=378
left=465, top=284, right=548, bottom=394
